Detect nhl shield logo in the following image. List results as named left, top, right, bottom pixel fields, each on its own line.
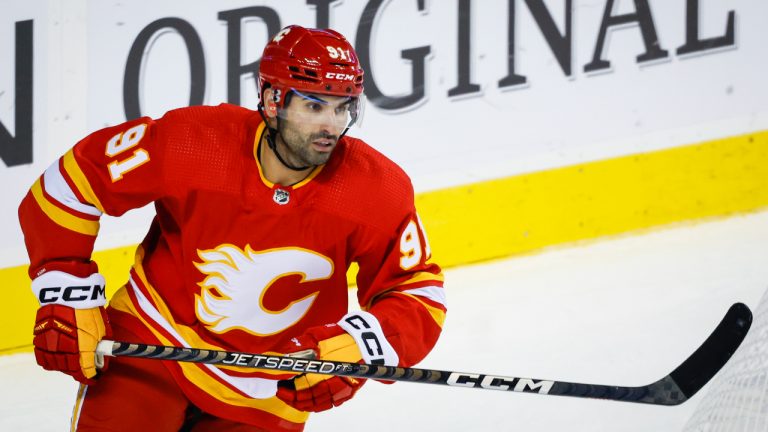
left=273, top=188, right=290, bottom=205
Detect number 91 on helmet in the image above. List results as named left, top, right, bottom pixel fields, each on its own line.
left=258, top=25, right=365, bottom=133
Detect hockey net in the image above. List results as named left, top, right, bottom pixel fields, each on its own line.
left=683, top=288, right=768, bottom=432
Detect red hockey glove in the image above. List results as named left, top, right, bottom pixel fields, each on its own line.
left=276, top=311, right=399, bottom=412
left=31, top=268, right=112, bottom=385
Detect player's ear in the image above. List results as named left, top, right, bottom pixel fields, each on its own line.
left=263, top=89, right=278, bottom=118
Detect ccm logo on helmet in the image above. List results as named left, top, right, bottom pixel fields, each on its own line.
left=38, top=284, right=106, bottom=304
left=325, top=72, right=355, bottom=81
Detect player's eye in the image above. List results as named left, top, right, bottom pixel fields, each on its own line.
left=307, top=102, right=323, bottom=112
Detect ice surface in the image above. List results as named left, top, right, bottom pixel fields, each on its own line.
left=2, top=211, right=767, bottom=431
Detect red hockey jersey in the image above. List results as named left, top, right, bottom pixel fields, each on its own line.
left=19, top=104, right=446, bottom=430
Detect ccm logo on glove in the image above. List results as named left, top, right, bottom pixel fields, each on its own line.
left=343, top=315, right=386, bottom=364
left=32, top=271, right=107, bottom=308
left=338, top=311, right=399, bottom=367
left=37, top=284, right=105, bottom=304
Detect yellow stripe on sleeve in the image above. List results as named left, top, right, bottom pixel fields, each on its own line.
left=391, top=291, right=447, bottom=328
left=62, top=150, right=105, bottom=213
left=398, top=271, right=445, bottom=286
left=31, top=179, right=100, bottom=236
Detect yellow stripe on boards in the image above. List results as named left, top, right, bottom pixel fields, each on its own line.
left=3, top=130, right=768, bottom=353
left=2, top=245, right=137, bottom=353
left=417, top=130, right=768, bottom=268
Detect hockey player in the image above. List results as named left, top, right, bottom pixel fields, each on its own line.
left=19, top=25, right=446, bottom=431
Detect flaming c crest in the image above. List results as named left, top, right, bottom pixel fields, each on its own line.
left=194, top=244, right=333, bottom=336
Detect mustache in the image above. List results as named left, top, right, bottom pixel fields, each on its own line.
left=310, top=132, right=339, bottom=142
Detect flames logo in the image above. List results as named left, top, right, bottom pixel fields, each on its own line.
left=194, top=244, right=333, bottom=336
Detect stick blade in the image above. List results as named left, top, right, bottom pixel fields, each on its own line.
left=667, top=302, right=752, bottom=402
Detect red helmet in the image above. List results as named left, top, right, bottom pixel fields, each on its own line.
left=259, top=25, right=364, bottom=108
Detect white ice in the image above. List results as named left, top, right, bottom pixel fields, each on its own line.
left=2, top=211, right=767, bottom=431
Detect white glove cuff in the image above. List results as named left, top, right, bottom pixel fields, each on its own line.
left=31, top=271, right=107, bottom=308
left=338, top=311, right=399, bottom=366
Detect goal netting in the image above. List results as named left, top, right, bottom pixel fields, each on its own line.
left=683, top=288, right=768, bottom=432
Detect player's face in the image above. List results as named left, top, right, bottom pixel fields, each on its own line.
left=276, top=92, right=356, bottom=166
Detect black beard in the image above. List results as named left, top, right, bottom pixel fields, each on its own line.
left=279, top=127, right=338, bottom=166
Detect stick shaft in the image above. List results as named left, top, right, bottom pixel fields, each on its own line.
left=95, top=302, right=752, bottom=406
left=94, top=339, right=671, bottom=405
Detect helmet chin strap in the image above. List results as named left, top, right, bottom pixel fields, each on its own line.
left=257, top=105, right=311, bottom=172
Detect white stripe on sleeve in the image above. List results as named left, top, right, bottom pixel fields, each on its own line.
left=402, top=286, right=447, bottom=308
left=43, top=161, right=102, bottom=216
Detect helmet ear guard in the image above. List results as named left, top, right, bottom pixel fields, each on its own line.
left=264, top=99, right=278, bottom=118
left=258, top=86, right=281, bottom=119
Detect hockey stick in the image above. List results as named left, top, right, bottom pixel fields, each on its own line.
left=95, top=302, right=751, bottom=406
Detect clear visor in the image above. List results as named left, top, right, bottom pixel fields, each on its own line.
left=278, top=90, right=365, bottom=131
